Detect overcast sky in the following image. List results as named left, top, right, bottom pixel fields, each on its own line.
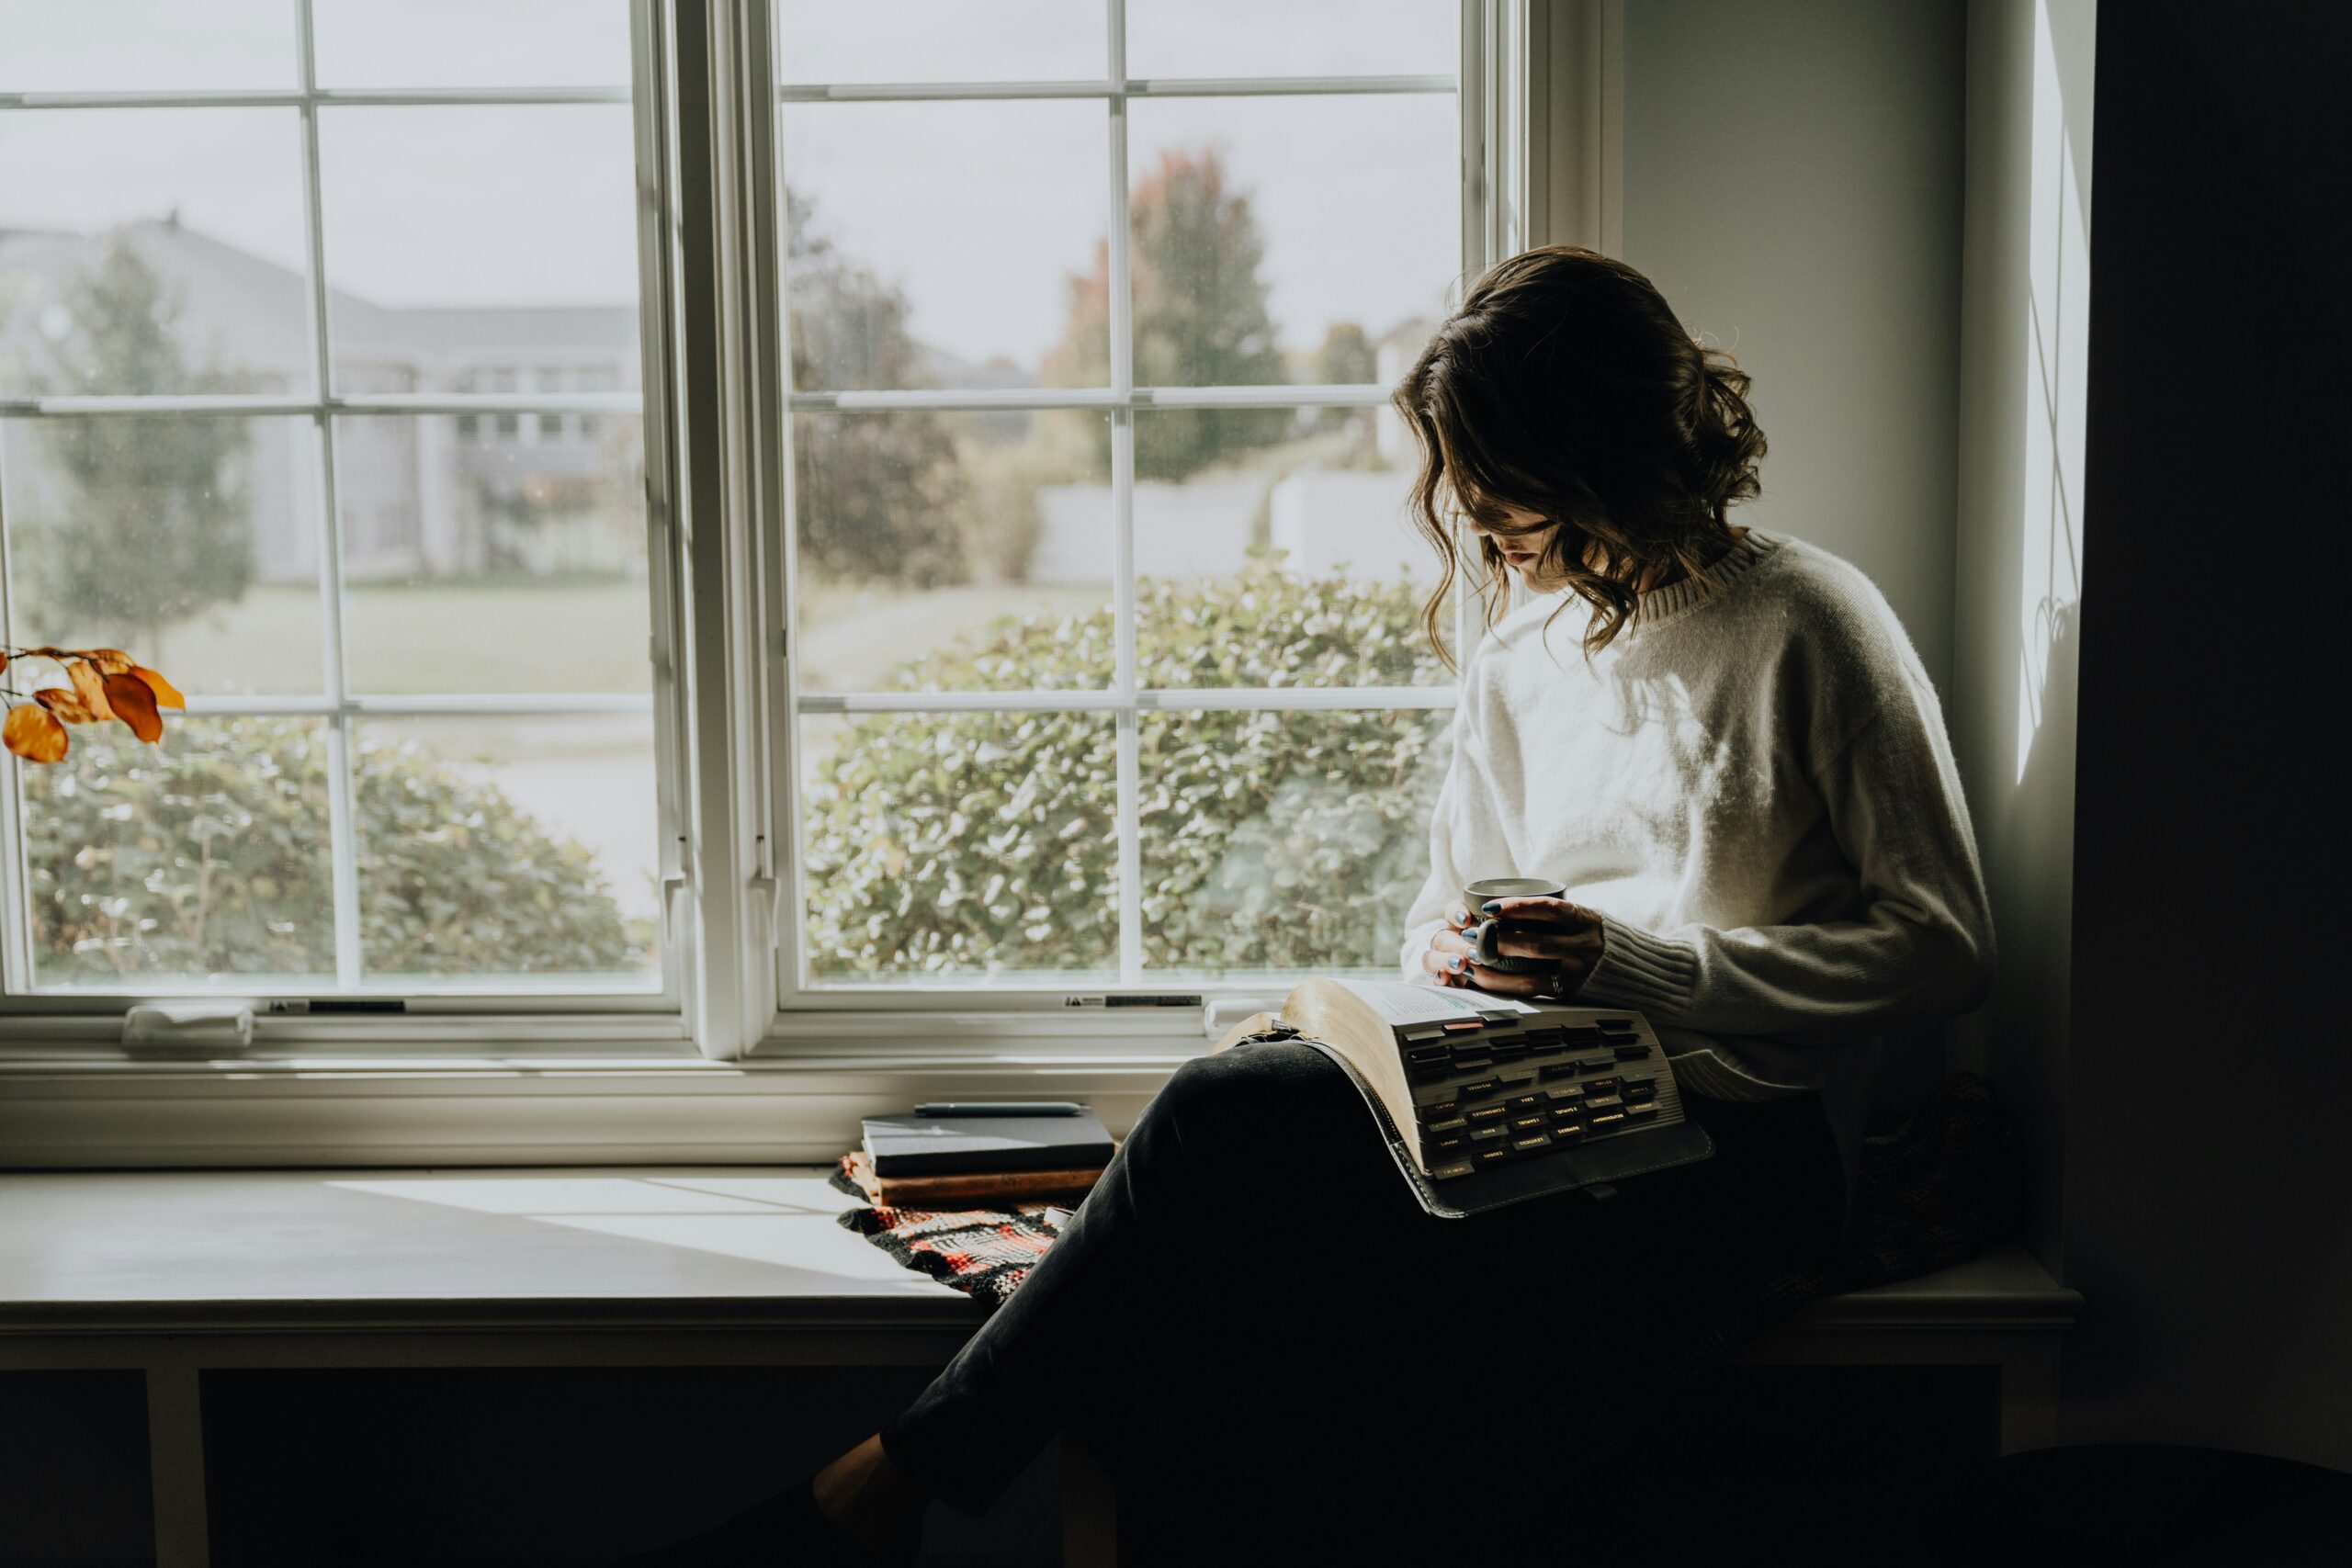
left=0, top=0, right=1461, bottom=373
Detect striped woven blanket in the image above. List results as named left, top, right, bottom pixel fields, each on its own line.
left=829, top=1161, right=1076, bottom=1309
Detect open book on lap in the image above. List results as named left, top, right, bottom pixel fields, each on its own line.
left=1214, top=978, right=1713, bottom=1219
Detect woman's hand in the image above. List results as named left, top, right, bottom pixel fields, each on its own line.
left=1419, top=904, right=1482, bottom=987
left=1419, top=897, right=1607, bottom=999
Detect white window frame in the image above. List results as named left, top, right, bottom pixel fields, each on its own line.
left=0, top=0, right=696, bottom=1052
left=0, top=1, right=1611, bottom=1164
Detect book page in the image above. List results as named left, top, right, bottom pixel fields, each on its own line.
left=1329, top=979, right=1536, bottom=1025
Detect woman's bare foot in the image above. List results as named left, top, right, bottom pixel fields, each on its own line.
left=811, top=1433, right=929, bottom=1553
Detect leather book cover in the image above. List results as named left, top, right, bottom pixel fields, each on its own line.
left=860, top=1108, right=1117, bottom=1177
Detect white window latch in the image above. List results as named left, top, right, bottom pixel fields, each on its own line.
left=122, top=998, right=258, bottom=1053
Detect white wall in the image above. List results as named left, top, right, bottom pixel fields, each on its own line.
left=1615, top=0, right=1967, bottom=1116
left=1618, top=0, right=1968, bottom=696
left=1949, top=0, right=2096, bottom=1270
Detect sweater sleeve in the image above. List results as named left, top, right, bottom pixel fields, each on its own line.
left=1575, top=659, right=1997, bottom=1045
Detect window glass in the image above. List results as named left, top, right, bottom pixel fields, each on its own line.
left=2, top=414, right=326, bottom=696
left=1126, top=0, right=1458, bottom=80
left=335, top=414, right=651, bottom=695
left=311, top=0, right=633, bottom=90
left=1139, top=708, right=1451, bottom=978
left=1124, top=93, right=1458, bottom=387
left=1130, top=409, right=1451, bottom=687
left=792, top=411, right=1114, bottom=694
left=776, top=1, right=1106, bottom=85
left=3, top=8, right=664, bottom=998
left=353, top=716, right=661, bottom=987
left=0, top=0, right=294, bottom=93
left=0, top=109, right=311, bottom=398
left=798, top=712, right=1121, bottom=985
left=318, top=106, right=641, bottom=396
left=781, top=100, right=1110, bottom=392
left=19, top=717, right=337, bottom=988
left=774, top=3, right=1464, bottom=995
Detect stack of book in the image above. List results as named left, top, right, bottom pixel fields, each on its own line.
left=844, top=1102, right=1118, bottom=1207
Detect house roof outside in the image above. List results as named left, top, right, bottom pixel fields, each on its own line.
left=0, top=216, right=640, bottom=394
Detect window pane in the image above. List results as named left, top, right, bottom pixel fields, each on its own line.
left=1125, top=95, right=1456, bottom=387
left=312, top=0, right=632, bottom=89
left=20, top=716, right=336, bottom=987
left=0, top=109, right=311, bottom=397
left=776, top=0, right=1104, bottom=85
left=317, top=106, right=640, bottom=394
left=782, top=100, right=1109, bottom=390
left=2, top=415, right=326, bottom=696
left=1127, top=0, right=1460, bottom=79
left=353, top=716, right=660, bottom=986
left=336, top=414, right=650, bottom=694
left=793, top=411, right=1112, bottom=694
left=799, top=712, right=1118, bottom=984
left=1130, top=410, right=1451, bottom=688
left=1139, top=707, right=1449, bottom=978
left=0, top=0, right=294, bottom=93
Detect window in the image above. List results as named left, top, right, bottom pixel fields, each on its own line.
left=0, top=0, right=1516, bottom=1063
left=0, top=0, right=674, bottom=1004
left=771, top=0, right=1480, bottom=1010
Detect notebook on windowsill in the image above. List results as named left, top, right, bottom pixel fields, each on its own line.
left=862, top=1108, right=1117, bottom=1178
left=852, top=1107, right=1118, bottom=1208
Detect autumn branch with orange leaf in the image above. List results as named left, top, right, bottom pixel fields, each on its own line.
left=1, top=647, right=186, bottom=762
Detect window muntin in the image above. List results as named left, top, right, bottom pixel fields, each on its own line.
left=774, top=1, right=1472, bottom=997
left=0, top=5, right=673, bottom=1000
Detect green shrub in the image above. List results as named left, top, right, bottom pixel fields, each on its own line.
left=23, top=717, right=644, bottom=981
left=803, top=556, right=1453, bottom=979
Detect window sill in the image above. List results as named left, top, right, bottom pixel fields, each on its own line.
left=0, top=1040, right=1195, bottom=1169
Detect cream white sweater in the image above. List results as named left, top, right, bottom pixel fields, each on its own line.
left=1398, top=529, right=1996, bottom=1216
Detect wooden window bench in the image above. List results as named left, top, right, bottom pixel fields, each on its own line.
left=0, top=1167, right=2080, bottom=1567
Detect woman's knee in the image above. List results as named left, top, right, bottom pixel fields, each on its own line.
left=1155, top=1040, right=1344, bottom=1137
left=1137, top=1040, right=1385, bottom=1201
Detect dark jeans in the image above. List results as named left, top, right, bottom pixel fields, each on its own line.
left=877, top=1039, right=1850, bottom=1556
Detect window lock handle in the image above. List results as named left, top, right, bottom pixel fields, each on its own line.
left=123, top=999, right=256, bottom=1053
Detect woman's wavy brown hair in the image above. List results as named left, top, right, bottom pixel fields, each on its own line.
left=1392, top=245, right=1767, bottom=660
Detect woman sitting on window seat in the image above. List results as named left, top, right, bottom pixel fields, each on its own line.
left=621, top=246, right=1996, bottom=1566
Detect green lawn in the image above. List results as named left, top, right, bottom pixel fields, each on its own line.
left=141, top=580, right=658, bottom=697
left=137, top=577, right=1110, bottom=701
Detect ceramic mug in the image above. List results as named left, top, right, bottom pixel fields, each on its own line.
left=1459, top=876, right=1566, bottom=976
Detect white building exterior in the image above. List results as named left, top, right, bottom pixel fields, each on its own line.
left=0, top=218, right=641, bottom=587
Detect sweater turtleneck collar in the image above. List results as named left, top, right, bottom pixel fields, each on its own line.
left=1503, top=528, right=1785, bottom=642
left=1627, top=527, right=1783, bottom=628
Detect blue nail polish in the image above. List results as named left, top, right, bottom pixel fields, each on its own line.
left=1479, top=899, right=1502, bottom=915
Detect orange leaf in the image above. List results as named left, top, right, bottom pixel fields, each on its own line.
left=102, top=672, right=163, bottom=743
left=67, top=660, right=114, bottom=722
left=85, top=649, right=135, bottom=675
left=131, top=665, right=187, bottom=710
left=4, top=705, right=69, bottom=763
left=34, top=687, right=98, bottom=725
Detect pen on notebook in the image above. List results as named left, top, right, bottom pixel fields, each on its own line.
left=913, top=1101, right=1088, bottom=1117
